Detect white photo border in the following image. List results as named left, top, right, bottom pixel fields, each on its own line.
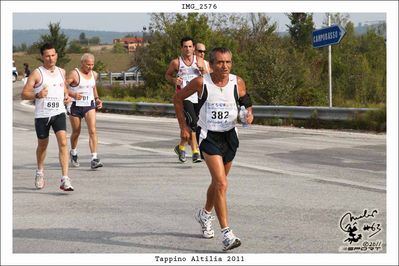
left=1, top=1, right=397, bottom=265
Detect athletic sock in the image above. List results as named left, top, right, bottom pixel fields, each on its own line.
left=178, top=145, right=185, bottom=151
left=70, top=149, right=77, bottom=156
left=203, top=208, right=211, bottom=215
left=61, top=176, right=68, bottom=181
left=192, top=149, right=200, bottom=154
left=221, top=227, right=230, bottom=233
left=92, top=153, right=97, bottom=160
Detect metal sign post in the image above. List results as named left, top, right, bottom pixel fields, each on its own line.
left=312, top=17, right=346, bottom=108
left=328, top=15, right=332, bottom=108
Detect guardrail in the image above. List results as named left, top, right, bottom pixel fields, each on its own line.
left=102, top=101, right=379, bottom=121
left=98, top=72, right=143, bottom=85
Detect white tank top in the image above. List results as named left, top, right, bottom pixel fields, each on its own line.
left=197, top=73, right=239, bottom=132
left=177, top=55, right=201, bottom=103
left=69, top=68, right=96, bottom=106
left=34, top=66, right=66, bottom=118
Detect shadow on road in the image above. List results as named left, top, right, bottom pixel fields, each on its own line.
left=13, top=228, right=217, bottom=253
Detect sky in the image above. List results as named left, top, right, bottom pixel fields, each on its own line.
left=13, top=12, right=386, bottom=33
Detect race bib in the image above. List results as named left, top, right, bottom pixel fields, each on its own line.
left=206, top=102, right=237, bottom=131
left=43, top=96, right=63, bottom=115
left=76, top=94, right=93, bottom=107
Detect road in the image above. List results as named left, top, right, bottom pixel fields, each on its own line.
left=11, top=81, right=386, bottom=257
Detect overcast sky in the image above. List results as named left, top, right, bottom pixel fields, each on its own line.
left=13, top=12, right=386, bottom=33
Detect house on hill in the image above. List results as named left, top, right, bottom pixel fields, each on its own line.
left=113, top=37, right=145, bottom=53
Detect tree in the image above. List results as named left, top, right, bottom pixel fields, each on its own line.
left=131, top=12, right=385, bottom=107
left=34, top=22, right=70, bottom=67
left=67, top=40, right=84, bottom=53
left=135, top=13, right=213, bottom=100
left=89, top=36, right=100, bottom=45
left=330, top=21, right=386, bottom=106
left=322, top=13, right=350, bottom=28
left=286, top=13, right=315, bottom=49
left=79, top=32, right=88, bottom=44
left=93, top=60, right=107, bottom=72
left=112, top=42, right=127, bottom=53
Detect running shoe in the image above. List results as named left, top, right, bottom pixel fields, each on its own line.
left=70, top=150, right=79, bottom=167
left=174, top=145, right=186, bottom=163
left=34, top=170, right=45, bottom=189
left=192, top=152, right=202, bottom=163
left=222, top=228, right=241, bottom=251
left=91, top=158, right=103, bottom=169
left=195, top=208, right=215, bottom=239
left=60, top=177, right=74, bottom=191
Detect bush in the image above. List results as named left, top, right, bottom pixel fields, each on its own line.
left=353, top=107, right=386, bottom=132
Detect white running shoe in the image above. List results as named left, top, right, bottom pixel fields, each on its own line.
left=222, top=228, right=241, bottom=251
left=70, top=150, right=80, bottom=167
left=60, top=177, right=74, bottom=191
left=35, top=170, right=45, bottom=189
left=195, top=208, right=215, bottom=238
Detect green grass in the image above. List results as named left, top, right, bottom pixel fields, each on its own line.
left=13, top=51, right=132, bottom=78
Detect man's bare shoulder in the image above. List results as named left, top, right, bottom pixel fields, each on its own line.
left=170, top=57, right=180, bottom=66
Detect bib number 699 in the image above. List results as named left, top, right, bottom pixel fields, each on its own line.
left=46, top=102, right=60, bottom=108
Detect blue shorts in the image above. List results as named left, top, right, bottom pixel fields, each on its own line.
left=35, top=112, right=67, bottom=139
left=69, top=101, right=96, bottom=118
left=197, top=127, right=239, bottom=164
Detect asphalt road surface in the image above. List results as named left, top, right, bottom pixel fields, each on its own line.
left=11, top=81, right=387, bottom=256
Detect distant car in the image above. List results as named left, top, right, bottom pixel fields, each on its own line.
left=12, top=61, right=18, bottom=82
left=115, top=66, right=143, bottom=81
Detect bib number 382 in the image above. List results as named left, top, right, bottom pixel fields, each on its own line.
left=211, top=111, right=229, bottom=119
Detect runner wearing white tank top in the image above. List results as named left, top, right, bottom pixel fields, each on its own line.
left=173, top=47, right=254, bottom=251
left=34, top=66, right=67, bottom=118
left=21, top=43, right=74, bottom=191
left=177, top=55, right=201, bottom=103
left=165, top=36, right=209, bottom=163
left=69, top=68, right=96, bottom=106
left=66, top=53, right=103, bottom=170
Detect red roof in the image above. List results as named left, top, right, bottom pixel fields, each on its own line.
left=114, top=37, right=144, bottom=44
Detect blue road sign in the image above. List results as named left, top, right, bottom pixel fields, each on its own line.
left=312, top=25, right=346, bottom=48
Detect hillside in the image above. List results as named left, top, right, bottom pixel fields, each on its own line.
left=13, top=51, right=132, bottom=76
left=13, top=29, right=142, bottom=46
left=13, top=22, right=385, bottom=48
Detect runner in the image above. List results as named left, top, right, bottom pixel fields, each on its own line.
left=165, top=36, right=209, bottom=163
left=173, top=47, right=254, bottom=251
left=21, top=42, right=74, bottom=191
left=194, top=42, right=211, bottom=73
left=66, top=53, right=103, bottom=169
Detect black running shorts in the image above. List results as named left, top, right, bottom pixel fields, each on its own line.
left=183, top=100, right=199, bottom=131
left=197, top=127, right=239, bottom=164
left=35, top=112, right=67, bottom=139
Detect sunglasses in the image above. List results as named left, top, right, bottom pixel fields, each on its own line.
left=197, top=50, right=206, bottom=53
